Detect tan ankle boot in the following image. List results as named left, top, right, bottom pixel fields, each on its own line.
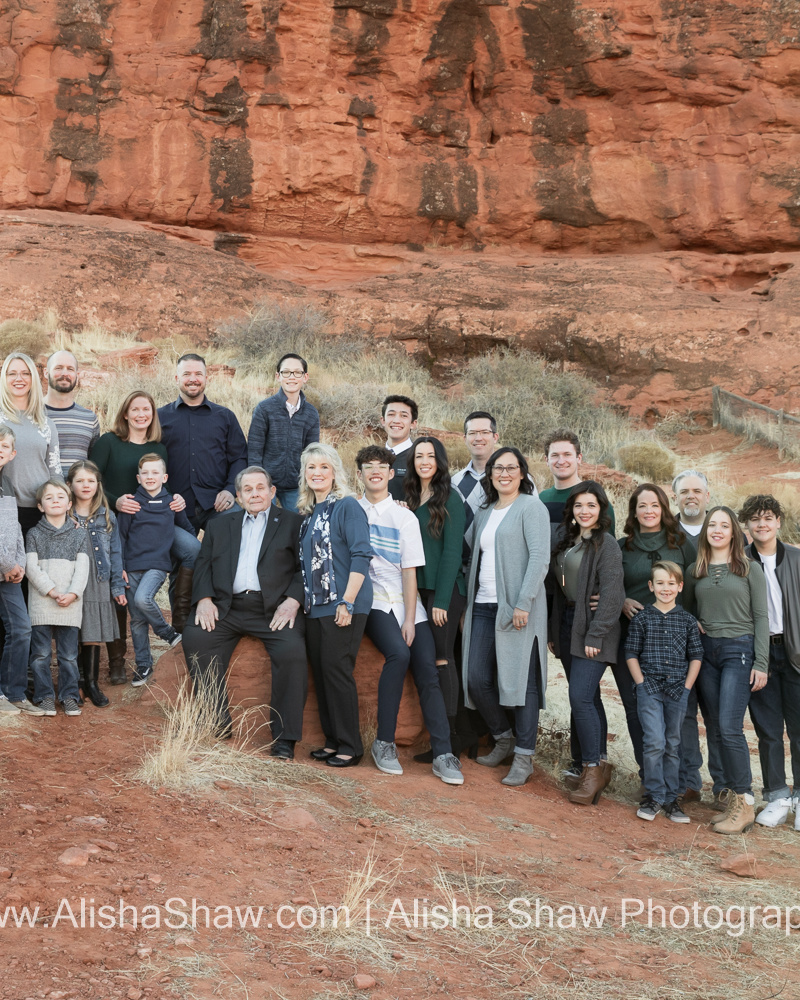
left=710, top=788, right=735, bottom=825
left=598, top=759, right=614, bottom=790
left=568, top=764, right=605, bottom=806
left=713, top=793, right=755, bottom=835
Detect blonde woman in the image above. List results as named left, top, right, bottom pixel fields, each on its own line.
left=298, top=443, right=373, bottom=768
left=0, top=353, right=61, bottom=537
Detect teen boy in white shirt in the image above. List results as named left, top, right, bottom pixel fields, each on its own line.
left=381, top=395, right=417, bottom=501
left=356, top=445, right=463, bottom=785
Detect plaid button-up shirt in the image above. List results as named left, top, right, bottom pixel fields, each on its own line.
left=625, top=604, right=704, bottom=701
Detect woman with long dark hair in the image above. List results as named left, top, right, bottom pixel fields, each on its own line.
left=462, top=447, right=550, bottom=787
left=683, top=506, right=768, bottom=834
left=404, top=436, right=469, bottom=757
left=549, top=483, right=625, bottom=805
left=617, top=482, right=696, bottom=784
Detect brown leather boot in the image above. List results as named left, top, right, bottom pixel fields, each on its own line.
left=598, top=759, right=614, bottom=789
left=713, top=793, right=755, bottom=835
left=106, top=638, right=127, bottom=685
left=171, top=567, right=194, bottom=635
left=568, top=764, right=606, bottom=805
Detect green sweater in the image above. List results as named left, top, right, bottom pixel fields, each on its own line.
left=89, top=433, right=169, bottom=510
left=539, top=483, right=617, bottom=534
left=683, top=561, right=769, bottom=673
left=618, top=527, right=696, bottom=607
left=414, top=490, right=467, bottom=608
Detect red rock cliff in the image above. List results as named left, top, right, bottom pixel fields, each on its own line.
left=2, top=0, right=800, bottom=252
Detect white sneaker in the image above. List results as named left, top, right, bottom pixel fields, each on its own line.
left=0, top=695, right=20, bottom=715
left=794, top=796, right=800, bottom=832
left=755, top=797, right=792, bottom=828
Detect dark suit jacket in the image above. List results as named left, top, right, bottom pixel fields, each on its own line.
left=191, top=508, right=304, bottom=621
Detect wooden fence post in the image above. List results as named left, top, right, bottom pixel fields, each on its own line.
left=778, top=408, right=785, bottom=460
left=712, top=386, right=720, bottom=427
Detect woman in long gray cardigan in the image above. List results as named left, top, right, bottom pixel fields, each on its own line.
left=550, top=482, right=625, bottom=806
left=462, top=447, right=550, bottom=787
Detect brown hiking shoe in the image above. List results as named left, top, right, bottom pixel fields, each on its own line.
left=710, top=788, right=733, bottom=822
left=678, top=787, right=702, bottom=806
left=713, top=793, right=755, bottom=835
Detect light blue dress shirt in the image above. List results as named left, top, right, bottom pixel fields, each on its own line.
left=232, top=511, right=269, bottom=594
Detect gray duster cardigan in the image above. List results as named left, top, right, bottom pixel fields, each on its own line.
left=549, top=533, right=625, bottom=663
left=462, top=493, right=550, bottom=710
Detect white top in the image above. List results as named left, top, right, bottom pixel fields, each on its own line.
left=232, top=510, right=269, bottom=594
left=388, top=438, right=412, bottom=456
left=476, top=505, right=512, bottom=603
left=358, top=495, right=427, bottom=625
left=285, top=397, right=301, bottom=417
left=760, top=551, right=784, bottom=635
left=680, top=519, right=703, bottom=537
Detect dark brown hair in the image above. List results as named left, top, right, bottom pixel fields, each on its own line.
left=555, top=482, right=612, bottom=554
left=693, top=506, right=750, bottom=579
left=404, top=436, right=452, bottom=538
left=622, top=482, right=686, bottom=551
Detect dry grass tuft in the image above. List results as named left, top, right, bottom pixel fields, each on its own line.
left=616, top=442, right=675, bottom=483
left=0, top=318, right=53, bottom=360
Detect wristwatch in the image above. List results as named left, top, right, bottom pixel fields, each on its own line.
left=337, top=601, right=354, bottom=614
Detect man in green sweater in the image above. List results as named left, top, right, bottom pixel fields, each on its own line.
left=539, top=429, right=616, bottom=536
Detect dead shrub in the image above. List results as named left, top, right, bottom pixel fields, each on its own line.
left=616, top=442, right=675, bottom=483
left=0, top=319, right=52, bottom=361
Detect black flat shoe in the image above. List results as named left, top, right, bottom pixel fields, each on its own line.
left=413, top=748, right=434, bottom=764
left=326, top=753, right=363, bottom=768
left=310, top=747, right=338, bottom=761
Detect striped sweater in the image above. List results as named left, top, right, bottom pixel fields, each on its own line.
left=25, top=519, right=90, bottom=627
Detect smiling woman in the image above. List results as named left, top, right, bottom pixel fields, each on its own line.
left=0, top=352, right=62, bottom=538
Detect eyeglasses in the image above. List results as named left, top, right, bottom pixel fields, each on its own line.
left=279, top=370, right=306, bottom=379
left=6, top=370, right=32, bottom=380
left=492, top=465, right=520, bottom=475
left=361, top=464, right=391, bottom=472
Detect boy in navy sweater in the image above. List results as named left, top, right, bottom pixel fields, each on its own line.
left=117, top=454, right=196, bottom=685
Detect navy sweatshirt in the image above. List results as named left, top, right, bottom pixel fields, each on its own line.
left=117, top=486, right=196, bottom=572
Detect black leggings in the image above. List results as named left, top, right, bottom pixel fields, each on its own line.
left=419, top=584, right=467, bottom=717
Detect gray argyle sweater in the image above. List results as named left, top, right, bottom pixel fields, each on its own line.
left=25, top=519, right=90, bottom=627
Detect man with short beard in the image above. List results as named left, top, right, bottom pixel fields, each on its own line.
left=44, top=351, right=100, bottom=477
left=672, top=469, right=711, bottom=538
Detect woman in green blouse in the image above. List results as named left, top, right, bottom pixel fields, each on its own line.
left=404, top=436, right=469, bottom=756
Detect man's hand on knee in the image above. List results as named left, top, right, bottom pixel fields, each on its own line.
left=270, top=597, right=301, bottom=631
left=196, top=598, right=219, bottom=632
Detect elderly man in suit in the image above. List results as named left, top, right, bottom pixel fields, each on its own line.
left=182, top=466, right=307, bottom=758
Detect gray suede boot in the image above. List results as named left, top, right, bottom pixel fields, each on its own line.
left=501, top=753, right=534, bottom=786
left=477, top=735, right=515, bottom=767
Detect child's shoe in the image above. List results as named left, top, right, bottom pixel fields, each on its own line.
left=664, top=800, right=691, bottom=824
left=0, top=695, right=20, bottom=715
left=11, top=698, right=45, bottom=716
left=63, top=698, right=82, bottom=717
left=131, top=665, right=154, bottom=687
left=636, top=797, right=662, bottom=821
left=168, top=633, right=183, bottom=649
left=39, top=697, right=57, bottom=717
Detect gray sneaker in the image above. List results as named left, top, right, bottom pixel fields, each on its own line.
left=371, top=739, right=403, bottom=775
left=63, top=698, right=82, bottom=717
left=0, top=695, right=20, bottom=715
left=11, top=698, right=45, bottom=717
left=131, top=665, right=154, bottom=687
left=39, top=697, right=57, bottom=717
left=432, top=753, right=464, bottom=786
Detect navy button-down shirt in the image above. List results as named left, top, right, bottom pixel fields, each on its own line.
left=157, top=397, right=248, bottom=514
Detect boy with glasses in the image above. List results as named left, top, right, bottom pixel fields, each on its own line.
left=248, top=354, right=320, bottom=513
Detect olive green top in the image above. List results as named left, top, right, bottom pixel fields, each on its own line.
left=683, top=561, right=769, bottom=673
left=555, top=542, right=586, bottom=603
left=413, top=490, right=467, bottom=608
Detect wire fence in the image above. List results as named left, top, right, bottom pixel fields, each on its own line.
left=712, top=386, right=800, bottom=461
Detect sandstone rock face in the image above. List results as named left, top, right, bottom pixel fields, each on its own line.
left=2, top=0, right=800, bottom=253
left=3, top=210, right=800, bottom=418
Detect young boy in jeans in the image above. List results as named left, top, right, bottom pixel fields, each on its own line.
left=117, top=454, right=196, bottom=686
left=26, top=480, right=90, bottom=717
left=626, top=561, right=703, bottom=823
left=0, top=425, right=35, bottom=715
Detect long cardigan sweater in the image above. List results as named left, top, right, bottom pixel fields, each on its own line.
left=549, top=533, right=625, bottom=663
left=462, top=493, right=550, bottom=710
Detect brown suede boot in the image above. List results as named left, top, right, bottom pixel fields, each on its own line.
left=713, top=793, right=755, bottom=835
left=171, top=567, right=194, bottom=635
left=598, top=759, right=614, bottom=789
left=568, top=764, right=606, bottom=805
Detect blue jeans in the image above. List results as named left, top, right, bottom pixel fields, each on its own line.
left=0, top=580, right=31, bottom=701
left=127, top=570, right=177, bottom=669
left=615, top=632, right=645, bottom=778
left=678, top=684, right=725, bottom=794
left=568, top=655, right=608, bottom=765
left=467, top=602, right=540, bottom=755
left=748, top=640, right=800, bottom=801
left=559, top=606, right=608, bottom=768
left=636, top=683, right=690, bottom=805
left=366, top=610, right=452, bottom=758
left=276, top=489, right=300, bottom=514
left=170, top=527, right=201, bottom=569
left=696, top=634, right=755, bottom=795
left=30, top=624, right=79, bottom=704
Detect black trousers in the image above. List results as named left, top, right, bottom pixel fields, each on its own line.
left=182, top=594, right=308, bottom=740
left=419, top=584, right=467, bottom=718
left=306, top=613, right=367, bottom=757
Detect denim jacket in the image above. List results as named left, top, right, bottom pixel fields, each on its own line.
left=74, top=507, right=125, bottom=599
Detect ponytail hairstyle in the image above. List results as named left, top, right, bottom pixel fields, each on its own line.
left=555, top=482, right=612, bottom=554
left=693, top=505, right=750, bottom=579
left=404, top=436, right=452, bottom=538
left=66, top=460, right=113, bottom=533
